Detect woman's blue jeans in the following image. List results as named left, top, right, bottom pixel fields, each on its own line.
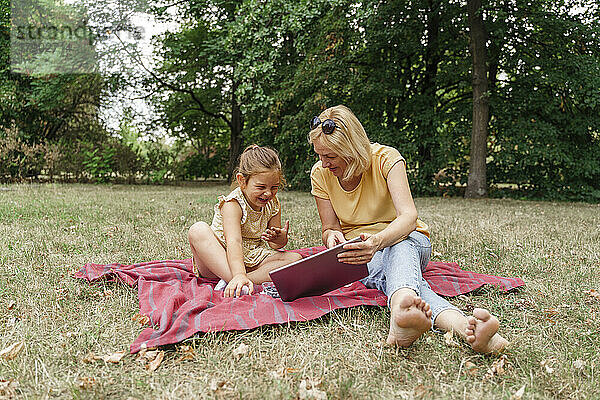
left=360, top=231, right=460, bottom=324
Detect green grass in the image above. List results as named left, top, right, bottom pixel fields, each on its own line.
left=1, top=183, right=599, bottom=399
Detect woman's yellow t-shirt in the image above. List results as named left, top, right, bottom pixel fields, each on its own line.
left=310, top=143, right=429, bottom=239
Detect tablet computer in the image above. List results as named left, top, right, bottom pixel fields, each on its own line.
left=269, top=237, right=369, bottom=302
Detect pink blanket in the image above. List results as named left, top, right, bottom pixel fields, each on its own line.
left=74, top=246, right=524, bottom=353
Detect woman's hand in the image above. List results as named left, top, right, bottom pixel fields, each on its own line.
left=224, top=273, right=254, bottom=297
left=261, top=220, right=290, bottom=248
left=337, top=233, right=381, bottom=264
left=325, top=229, right=346, bottom=248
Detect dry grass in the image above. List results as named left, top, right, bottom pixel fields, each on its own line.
left=1, top=183, right=599, bottom=399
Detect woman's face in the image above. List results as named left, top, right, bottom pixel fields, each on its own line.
left=313, top=137, right=347, bottom=178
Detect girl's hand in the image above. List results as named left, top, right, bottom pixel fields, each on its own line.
left=261, top=220, right=290, bottom=248
left=337, top=233, right=381, bottom=264
left=325, top=230, right=346, bottom=249
left=224, top=274, right=254, bottom=298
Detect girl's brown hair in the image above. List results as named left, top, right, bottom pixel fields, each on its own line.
left=235, top=144, right=285, bottom=185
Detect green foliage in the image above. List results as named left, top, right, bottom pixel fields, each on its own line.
left=0, top=126, right=45, bottom=181
left=229, top=0, right=600, bottom=200
left=82, top=147, right=116, bottom=183
left=486, top=0, right=600, bottom=201
left=1, top=0, right=599, bottom=200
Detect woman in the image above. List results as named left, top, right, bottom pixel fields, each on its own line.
left=309, top=105, right=508, bottom=353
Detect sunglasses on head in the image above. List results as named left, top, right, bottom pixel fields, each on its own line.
left=310, top=116, right=339, bottom=135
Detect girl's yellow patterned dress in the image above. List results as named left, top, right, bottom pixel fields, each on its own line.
left=208, top=186, right=278, bottom=269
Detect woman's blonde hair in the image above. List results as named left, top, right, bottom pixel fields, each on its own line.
left=234, top=144, right=285, bottom=185
left=308, top=105, right=372, bottom=181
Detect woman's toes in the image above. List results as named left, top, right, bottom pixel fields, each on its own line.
left=473, top=307, right=491, bottom=321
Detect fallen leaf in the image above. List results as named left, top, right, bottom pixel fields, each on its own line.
left=464, top=361, right=479, bottom=376
left=7, top=301, right=15, bottom=310
left=176, top=345, right=195, bottom=362
left=91, top=289, right=114, bottom=299
left=146, top=350, right=164, bottom=372
left=511, top=384, right=526, bottom=400
left=233, top=343, right=249, bottom=358
left=413, top=384, right=431, bottom=399
left=82, top=352, right=98, bottom=363
left=268, top=368, right=285, bottom=379
left=77, top=376, right=96, bottom=389
left=143, top=350, right=159, bottom=360
left=513, top=298, right=536, bottom=310
left=540, top=359, right=555, bottom=374
left=137, top=343, right=148, bottom=360
left=55, top=287, right=68, bottom=301
left=573, top=359, right=585, bottom=370
left=104, top=226, right=119, bottom=238
left=543, top=308, right=559, bottom=323
left=299, top=379, right=327, bottom=400
left=132, top=314, right=150, bottom=325
left=585, top=289, right=600, bottom=300
left=444, top=331, right=459, bottom=347
left=102, top=350, right=127, bottom=363
left=209, top=378, right=227, bottom=392
left=0, top=379, right=19, bottom=397
left=0, top=342, right=24, bottom=360
left=484, top=355, right=508, bottom=380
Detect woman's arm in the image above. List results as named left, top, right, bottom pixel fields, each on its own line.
left=338, top=161, right=418, bottom=264
left=373, top=160, right=418, bottom=247
left=314, top=196, right=346, bottom=248
left=221, top=200, right=253, bottom=296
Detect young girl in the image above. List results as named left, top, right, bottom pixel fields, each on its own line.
left=188, top=144, right=302, bottom=298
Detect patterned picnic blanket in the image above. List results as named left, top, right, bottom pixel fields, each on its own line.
left=74, top=246, right=525, bottom=353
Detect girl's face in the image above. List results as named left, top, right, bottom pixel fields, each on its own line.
left=312, top=137, right=347, bottom=178
left=238, top=169, right=281, bottom=211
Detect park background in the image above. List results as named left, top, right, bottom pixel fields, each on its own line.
left=1, top=0, right=599, bottom=201
left=1, top=0, right=600, bottom=399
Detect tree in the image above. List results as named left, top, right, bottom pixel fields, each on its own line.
left=465, top=0, right=489, bottom=198
left=485, top=0, right=600, bottom=200
left=146, top=0, right=247, bottom=180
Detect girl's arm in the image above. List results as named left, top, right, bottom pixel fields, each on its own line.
left=262, top=210, right=289, bottom=249
left=338, top=161, right=418, bottom=265
left=221, top=200, right=253, bottom=296
left=314, top=196, right=346, bottom=248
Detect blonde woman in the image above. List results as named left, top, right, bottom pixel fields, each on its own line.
left=309, top=105, right=508, bottom=353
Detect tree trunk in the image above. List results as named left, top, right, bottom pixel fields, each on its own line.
left=417, top=0, right=441, bottom=193
left=465, top=0, right=489, bottom=198
left=228, top=79, right=243, bottom=182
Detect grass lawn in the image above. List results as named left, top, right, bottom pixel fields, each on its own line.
left=1, top=183, right=599, bottom=399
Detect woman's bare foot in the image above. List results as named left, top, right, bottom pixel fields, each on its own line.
left=465, top=308, right=509, bottom=353
left=386, top=293, right=432, bottom=347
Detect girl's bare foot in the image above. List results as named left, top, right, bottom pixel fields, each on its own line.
left=465, top=308, right=509, bottom=353
left=386, top=294, right=432, bottom=347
